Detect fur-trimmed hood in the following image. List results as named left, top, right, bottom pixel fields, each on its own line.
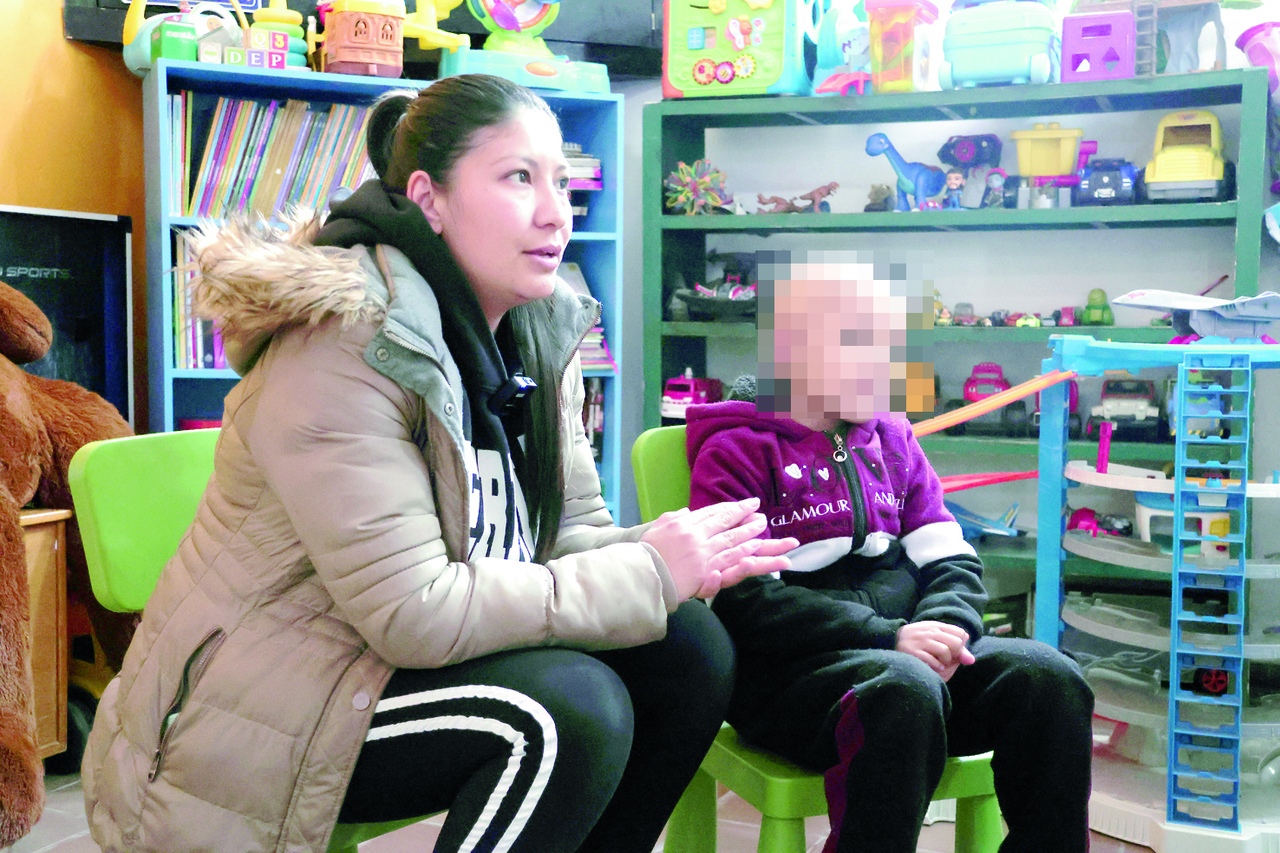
left=184, top=210, right=386, bottom=375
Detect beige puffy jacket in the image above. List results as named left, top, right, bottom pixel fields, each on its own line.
left=83, top=218, right=676, bottom=852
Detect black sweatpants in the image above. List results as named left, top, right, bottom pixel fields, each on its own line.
left=338, top=600, right=734, bottom=853
left=735, top=635, right=1095, bottom=853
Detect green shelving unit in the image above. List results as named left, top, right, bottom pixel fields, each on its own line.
left=642, top=67, right=1271, bottom=433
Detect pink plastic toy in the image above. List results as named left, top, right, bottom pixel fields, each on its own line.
left=1061, top=11, right=1136, bottom=83
left=1236, top=21, right=1280, bottom=98
left=1096, top=419, right=1113, bottom=474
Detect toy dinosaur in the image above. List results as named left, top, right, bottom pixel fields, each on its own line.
left=756, top=193, right=801, bottom=214
left=795, top=182, right=839, bottom=212
left=865, top=132, right=948, bottom=212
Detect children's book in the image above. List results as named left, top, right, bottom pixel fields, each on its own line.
left=186, top=96, right=230, bottom=217
left=274, top=109, right=317, bottom=214
left=326, top=105, right=367, bottom=205
left=285, top=108, right=328, bottom=210
left=296, top=103, right=344, bottom=210
left=250, top=99, right=306, bottom=219
left=233, top=99, right=280, bottom=215
left=201, top=99, right=251, bottom=217
left=215, top=101, right=264, bottom=218
left=303, top=103, right=353, bottom=211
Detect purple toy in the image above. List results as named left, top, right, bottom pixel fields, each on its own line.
left=1061, top=11, right=1136, bottom=83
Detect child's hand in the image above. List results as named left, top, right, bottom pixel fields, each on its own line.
left=640, top=497, right=799, bottom=600
left=895, top=621, right=976, bottom=682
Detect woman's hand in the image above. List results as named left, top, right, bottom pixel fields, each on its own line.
left=895, top=621, right=976, bottom=682
left=640, top=497, right=798, bottom=601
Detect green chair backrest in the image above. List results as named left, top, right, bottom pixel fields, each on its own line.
left=631, top=426, right=691, bottom=523
left=67, top=429, right=220, bottom=613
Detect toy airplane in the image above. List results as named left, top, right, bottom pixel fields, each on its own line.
left=945, top=500, right=1023, bottom=543
left=1112, top=288, right=1280, bottom=342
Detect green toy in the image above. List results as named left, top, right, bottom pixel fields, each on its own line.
left=1080, top=288, right=1114, bottom=325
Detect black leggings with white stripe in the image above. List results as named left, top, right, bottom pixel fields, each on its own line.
left=338, top=601, right=734, bottom=853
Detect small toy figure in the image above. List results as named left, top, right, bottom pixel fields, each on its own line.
left=934, top=289, right=952, bottom=326
left=982, top=168, right=1007, bottom=208
left=1079, top=288, right=1114, bottom=325
left=864, top=183, right=893, bottom=212
left=944, top=169, right=965, bottom=209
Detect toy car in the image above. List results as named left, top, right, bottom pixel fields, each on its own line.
left=1086, top=377, right=1162, bottom=441
left=1067, top=507, right=1133, bottom=537
left=951, top=302, right=991, bottom=326
left=660, top=371, right=723, bottom=420
left=942, top=362, right=1028, bottom=436
left=1073, top=157, right=1137, bottom=206
left=1137, top=109, right=1236, bottom=202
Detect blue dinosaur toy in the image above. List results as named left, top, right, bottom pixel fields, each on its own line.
left=865, top=132, right=948, bottom=211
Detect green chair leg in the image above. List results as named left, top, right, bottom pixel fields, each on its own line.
left=955, top=792, right=1004, bottom=853
left=326, top=815, right=433, bottom=853
left=665, top=766, right=719, bottom=853
left=756, top=814, right=807, bottom=853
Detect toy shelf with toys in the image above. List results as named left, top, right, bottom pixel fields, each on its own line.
left=641, top=66, right=1271, bottom=479
left=1036, top=333, right=1280, bottom=851
left=142, top=58, right=627, bottom=518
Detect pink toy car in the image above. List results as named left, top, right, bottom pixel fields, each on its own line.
left=943, top=362, right=1028, bottom=436
left=660, top=372, right=723, bottom=420
left=963, top=362, right=1011, bottom=401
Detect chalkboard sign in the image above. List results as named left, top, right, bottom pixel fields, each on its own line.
left=0, top=206, right=133, bottom=425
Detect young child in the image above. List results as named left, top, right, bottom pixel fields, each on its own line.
left=686, top=250, right=1094, bottom=853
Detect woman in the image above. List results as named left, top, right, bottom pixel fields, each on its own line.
left=82, top=74, right=796, bottom=853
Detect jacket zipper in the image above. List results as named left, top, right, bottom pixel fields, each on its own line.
left=149, top=627, right=226, bottom=782
left=828, top=428, right=867, bottom=548
left=559, top=301, right=602, bottom=390
left=382, top=327, right=438, bottom=361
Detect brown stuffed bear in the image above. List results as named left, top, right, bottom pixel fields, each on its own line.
left=0, top=279, right=134, bottom=844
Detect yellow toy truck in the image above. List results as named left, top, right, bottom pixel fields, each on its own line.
left=1138, top=109, right=1235, bottom=202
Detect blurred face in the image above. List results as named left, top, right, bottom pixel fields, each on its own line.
left=408, top=108, right=572, bottom=330
left=760, top=251, right=934, bottom=426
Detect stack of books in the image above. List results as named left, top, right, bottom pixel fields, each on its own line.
left=174, top=93, right=376, bottom=220
left=562, top=141, right=601, bottom=217
left=172, top=237, right=225, bottom=370
left=578, top=326, right=616, bottom=372
left=557, top=262, right=617, bottom=371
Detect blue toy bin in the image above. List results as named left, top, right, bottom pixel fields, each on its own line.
left=939, top=0, right=1060, bottom=89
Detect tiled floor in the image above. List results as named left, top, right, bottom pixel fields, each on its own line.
left=11, top=772, right=1151, bottom=853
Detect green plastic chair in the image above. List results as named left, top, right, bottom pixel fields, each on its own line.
left=68, top=429, right=436, bottom=853
left=632, top=425, right=1005, bottom=853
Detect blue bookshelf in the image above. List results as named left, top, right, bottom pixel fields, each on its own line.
left=142, top=59, right=624, bottom=518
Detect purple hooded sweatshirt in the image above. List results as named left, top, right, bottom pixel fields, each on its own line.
left=686, top=401, right=987, bottom=658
